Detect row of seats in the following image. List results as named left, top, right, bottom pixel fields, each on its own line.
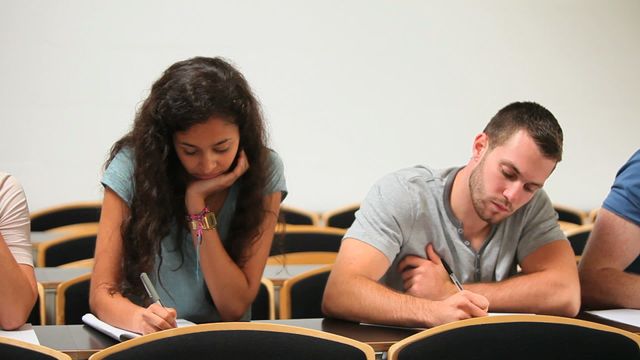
left=31, top=201, right=602, bottom=268
left=28, top=201, right=360, bottom=231
left=28, top=202, right=602, bottom=328
left=5, top=314, right=640, bottom=359
left=34, top=216, right=597, bottom=270
left=36, top=225, right=346, bottom=268
left=29, top=199, right=600, bottom=230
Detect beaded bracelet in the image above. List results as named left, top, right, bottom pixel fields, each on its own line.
left=186, top=207, right=217, bottom=280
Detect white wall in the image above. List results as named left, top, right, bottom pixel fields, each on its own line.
left=1, top=0, right=638, bottom=213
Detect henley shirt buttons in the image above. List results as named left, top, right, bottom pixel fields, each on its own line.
left=464, top=241, right=470, bottom=246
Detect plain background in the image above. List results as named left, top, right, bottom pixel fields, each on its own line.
left=1, top=0, right=638, bottom=214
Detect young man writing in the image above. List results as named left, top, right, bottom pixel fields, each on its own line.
left=323, top=102, right=580, bottom=328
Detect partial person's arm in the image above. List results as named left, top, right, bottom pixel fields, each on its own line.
left=0, top=174, right=37, bottom=330
left=464, top=240, right=580, bottom=316
left=183, top=151, right=281, bottom=320
left=322, top=238, right=489, bottom=328
left=195, top=192, right=280, bottom=320
left=579, top=208, right=640, bottom=309
left=90, top=188, right=177, bottom=334
left=0, top=236, right=37, bottom=329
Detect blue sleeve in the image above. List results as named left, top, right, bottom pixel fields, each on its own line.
left=265, top=150, right=287, bottom=201
left=603, top=149, right=640, bottom=227
left=101, top=148, right=135, bottom=205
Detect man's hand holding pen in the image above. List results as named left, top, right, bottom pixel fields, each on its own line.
left=398, top=244, right=461, bottom=300
left=398, top=244, right=489, bottom=324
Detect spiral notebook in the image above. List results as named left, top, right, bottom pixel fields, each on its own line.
left=82, top=313, right=195, bottom=341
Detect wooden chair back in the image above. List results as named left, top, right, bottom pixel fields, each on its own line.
left=88, top=322, right=375, bottom=360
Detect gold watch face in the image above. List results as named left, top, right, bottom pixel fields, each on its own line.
left=188, top=212, right=217, bottom=230
left=201, top=212, right=217, bottom=229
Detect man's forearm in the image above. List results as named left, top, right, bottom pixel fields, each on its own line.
left=464, top=270, right=580, bottom=316
left=323, top=274, right=434, bottom=328
left=580, top=268, right=640, bottom=309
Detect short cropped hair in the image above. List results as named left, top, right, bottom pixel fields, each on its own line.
left=483, top=102, right=563, bottom=162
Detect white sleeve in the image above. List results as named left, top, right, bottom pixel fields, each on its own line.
left=0, top=174, right=33, bottom=266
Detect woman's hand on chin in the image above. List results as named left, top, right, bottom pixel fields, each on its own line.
left=185, top=150, right=249, bottom=212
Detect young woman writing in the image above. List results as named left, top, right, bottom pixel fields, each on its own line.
left=90, top=57, right=286, bottom=334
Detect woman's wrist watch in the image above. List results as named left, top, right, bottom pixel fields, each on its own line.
left=188, top=209, right=217, bottom=230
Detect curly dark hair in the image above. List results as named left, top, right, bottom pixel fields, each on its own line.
left=106, top=57, right=269, bottom=299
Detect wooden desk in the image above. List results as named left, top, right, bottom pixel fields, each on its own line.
left=33, top=319, right=420, bottom=359
left=262, top=264, right=326, bottom=286
left=558, top=221, right=581, bottom=233
left=35, top=324, right=116, bottom=360
left=257, top=318, right=420, bottom=352
left=31, top=231, right=68, bottom=245
left=35, top=267, right=91, bottom=290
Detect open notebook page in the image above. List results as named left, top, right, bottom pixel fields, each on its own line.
left=0, top=323, right=39, bottom=345
left=82, top=313, right=195, bottom=341
left=586, top=309, right=640, bottom=328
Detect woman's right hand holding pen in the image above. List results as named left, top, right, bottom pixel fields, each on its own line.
left=135, top=303, right=177, bottom=335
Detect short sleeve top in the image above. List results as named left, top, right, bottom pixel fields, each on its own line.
left=102, top=148, right=287, bottom=322
left=0, top=172, right=32, bottom=266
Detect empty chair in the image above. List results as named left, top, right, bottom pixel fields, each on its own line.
left=88, top=322, right=375, bottom=360
left=553, top=203, right=586, bottom=231
left=0, top=336, right=71, bottom=360
left=30, top=201, right=101, bottom=232
left=279, top=265, right=332, bottom=319
left=55, top=273, right=91, bottom=325
left=587, top=207, right=599, bottom=224
left=565, top=224, right=593, bottom=263
left=27, top=283, right=46, bottom=325
left=37, top=230, right=97, bottom=267
left=387, top=314, right=640, bottom=360
left=280, top=205, right=320, bottom=225
left=270, top=225, right=345, bottom=256
left=321, top=203, right=359, bottom=229
left=251, top=278, right=275, bottom=320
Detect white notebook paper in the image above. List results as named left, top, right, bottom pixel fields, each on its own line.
left=82, top=313, right=195, bottom=341
left=0, top=323, right=39, bottom=345
left=586, top=309, right=640, bottom=328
